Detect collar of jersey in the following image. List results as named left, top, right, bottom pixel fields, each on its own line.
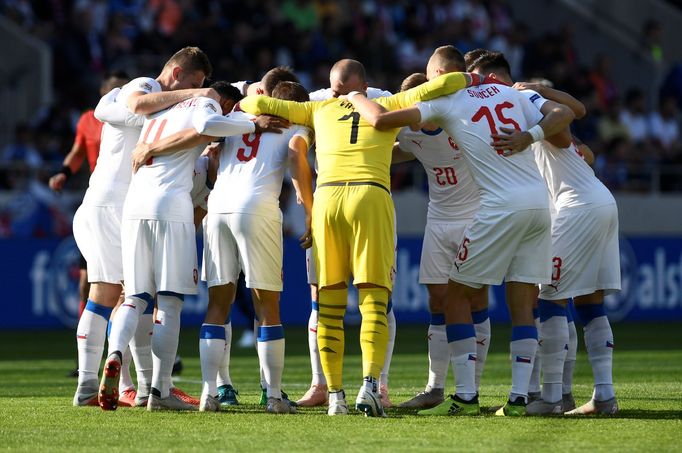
left=481, top=76, right=511, bottom=86
left=421, top=127, right=443, bottom=136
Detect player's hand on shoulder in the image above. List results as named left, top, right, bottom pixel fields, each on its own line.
left=195, top=87, right=220, bottom=102
left=254, top=114, right=289, bottom=134
left=512, top=81, right=542, bottom=93
left=131, top=142, right=151, bottom=173
left=48, top=173, right=66, bottom=192
left=491, top=126, right=533, bottom=156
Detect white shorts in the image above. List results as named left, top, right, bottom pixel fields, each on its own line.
left=73, top=204, right=123, bottom=284
left=451, top=208, right=552, bottom=288
left=540, top=203, right=621, bottom=300
left=203, top=212, right=283, bottom=291
left=419, top=220, right=470, bottom=284
left=121, top=219, right=198, bottom=296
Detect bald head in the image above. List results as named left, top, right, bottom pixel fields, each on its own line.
left=329, top=59, right=368, bottom=97
left=426, top=45, right=466, bottom=80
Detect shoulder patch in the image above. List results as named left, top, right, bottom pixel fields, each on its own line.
left=529, top=94, right=541, bottom=103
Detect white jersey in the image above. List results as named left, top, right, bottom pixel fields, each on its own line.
left=124, top=97, right=223, bottom=223
left=417, top=82, right=547, bottom=211
left=83, top=77, right=161, bottom=206
left=397, top=127, right=479, bottom=221
left=209, top=115, right=313, bottom=220
left=191, top=155, right=210, bottom=211
left=309, top=86, right=392, bottom=101
left=522, top=90, right=616, bottom=210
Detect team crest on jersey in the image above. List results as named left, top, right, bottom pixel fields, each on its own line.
left=193, top=268, right=198, bottom=285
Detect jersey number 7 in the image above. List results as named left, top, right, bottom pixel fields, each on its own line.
left=338, top=112, right=360, bottom=144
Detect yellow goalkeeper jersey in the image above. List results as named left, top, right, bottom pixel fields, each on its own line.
left=239, top=72, right=470, bottom=189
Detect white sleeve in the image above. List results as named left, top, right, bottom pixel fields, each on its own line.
left=192, top=99, right=256, bottom=137
left=291, top=126, right=314, bottom=148
left=309, top=88, right=332, bottom=101
left=367, top=87, right=393, bottom=99
left=118, top=77, right=161, bottom=104
left=94, top=87, right=145, bottom=128
left=396, top=128, right=417, bottom=154
left=521, top=89, right=549, bottom=111
left=518, top=93, right=545, bottom=127
left=231, top=81, right=251, bottom=96
left=416, top=99, right=444, bottom=124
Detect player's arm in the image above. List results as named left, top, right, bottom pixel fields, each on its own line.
left=94, top=88, right=145, bottom=128
left=288, top=134, right=314, bottom=249
left=49, top=130, right=87, bottom=192
left=127, top=87, right=220, bottom=115
left=513, top=82, right=586, bottom=119
left=392, top=144, right=416, bottom=164
left=193, top=206, right=207, bottom=231
left=377, top=72, right=483, bottom=111
left=349, top=93, right=424, bottom=130
left=491, top=102, right=575, bottom=153
left=239, top=95, right=315, bottom=127
left=572, top=134, right=595, bottom=165
left=132, top=128, right=215, bottom=173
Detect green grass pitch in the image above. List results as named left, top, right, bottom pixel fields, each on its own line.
left=1, top=323, right=681, bottom=452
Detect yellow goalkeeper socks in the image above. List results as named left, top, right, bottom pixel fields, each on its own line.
left=358, top=287, right=389, bottom=379
left=317, top=288, right=348, bottom=391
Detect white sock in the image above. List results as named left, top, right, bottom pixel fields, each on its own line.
left=199, top=323, right=226, bottom=397
left=446, top=324, right=477, bottom=401
left=538, top=302, right=568, bottom=404
left=152, top=293, right=183, bottom=399
left=108, top=295, right=148, bottom=356
left=216, top=322, right=233, bottom=387
left=472, top=310, right=491, bottom=392
left=426, top=315, right=448, bottom=390
left=307, top=305, right=326, bottom=386
left=528, top=316, right=541, bottom=394
left=582, top=314, right=615, bottom=401
left=380, top=305, right=396, bottom=387
left=257, top=325, right=285, bottom=399
left=119, top=346, right=135, bottom=391
left=76, top=300, right=112, bottom=385
left=255, top=318, right=266, bottom=389
left=509, top=326, right=538, bottom=403
left=130, top=312, right=153, bottom=399
left=563, top=319, right=578, bottom=395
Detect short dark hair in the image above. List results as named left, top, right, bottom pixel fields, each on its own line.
left=261, top=66, right=300, bottom=96
left=164, top=46, right=212, bottom=78
left=464, top=49, right=490, bottom=71
left=210, top=81, right=244, bottom=103
left=430, top=45, right=466, bottom=72
left=271, top=81, right=309, bottom=102
left=470, top=51, right=511, bottom=78
left=400, top=73, right=428, bottom=92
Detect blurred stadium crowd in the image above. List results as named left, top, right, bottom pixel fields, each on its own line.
left=1, top=0, right=682, bottom=239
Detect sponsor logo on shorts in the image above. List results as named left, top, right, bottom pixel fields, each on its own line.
left=515, top=356, right=532, bottom=364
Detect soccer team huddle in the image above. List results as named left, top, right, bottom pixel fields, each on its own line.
left=72, top=44, right=620, bottom=418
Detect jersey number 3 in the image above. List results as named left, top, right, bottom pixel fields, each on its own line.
left=338, top=112, right=360, bottom=144
left=237, top=132, right=262, bottom=162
